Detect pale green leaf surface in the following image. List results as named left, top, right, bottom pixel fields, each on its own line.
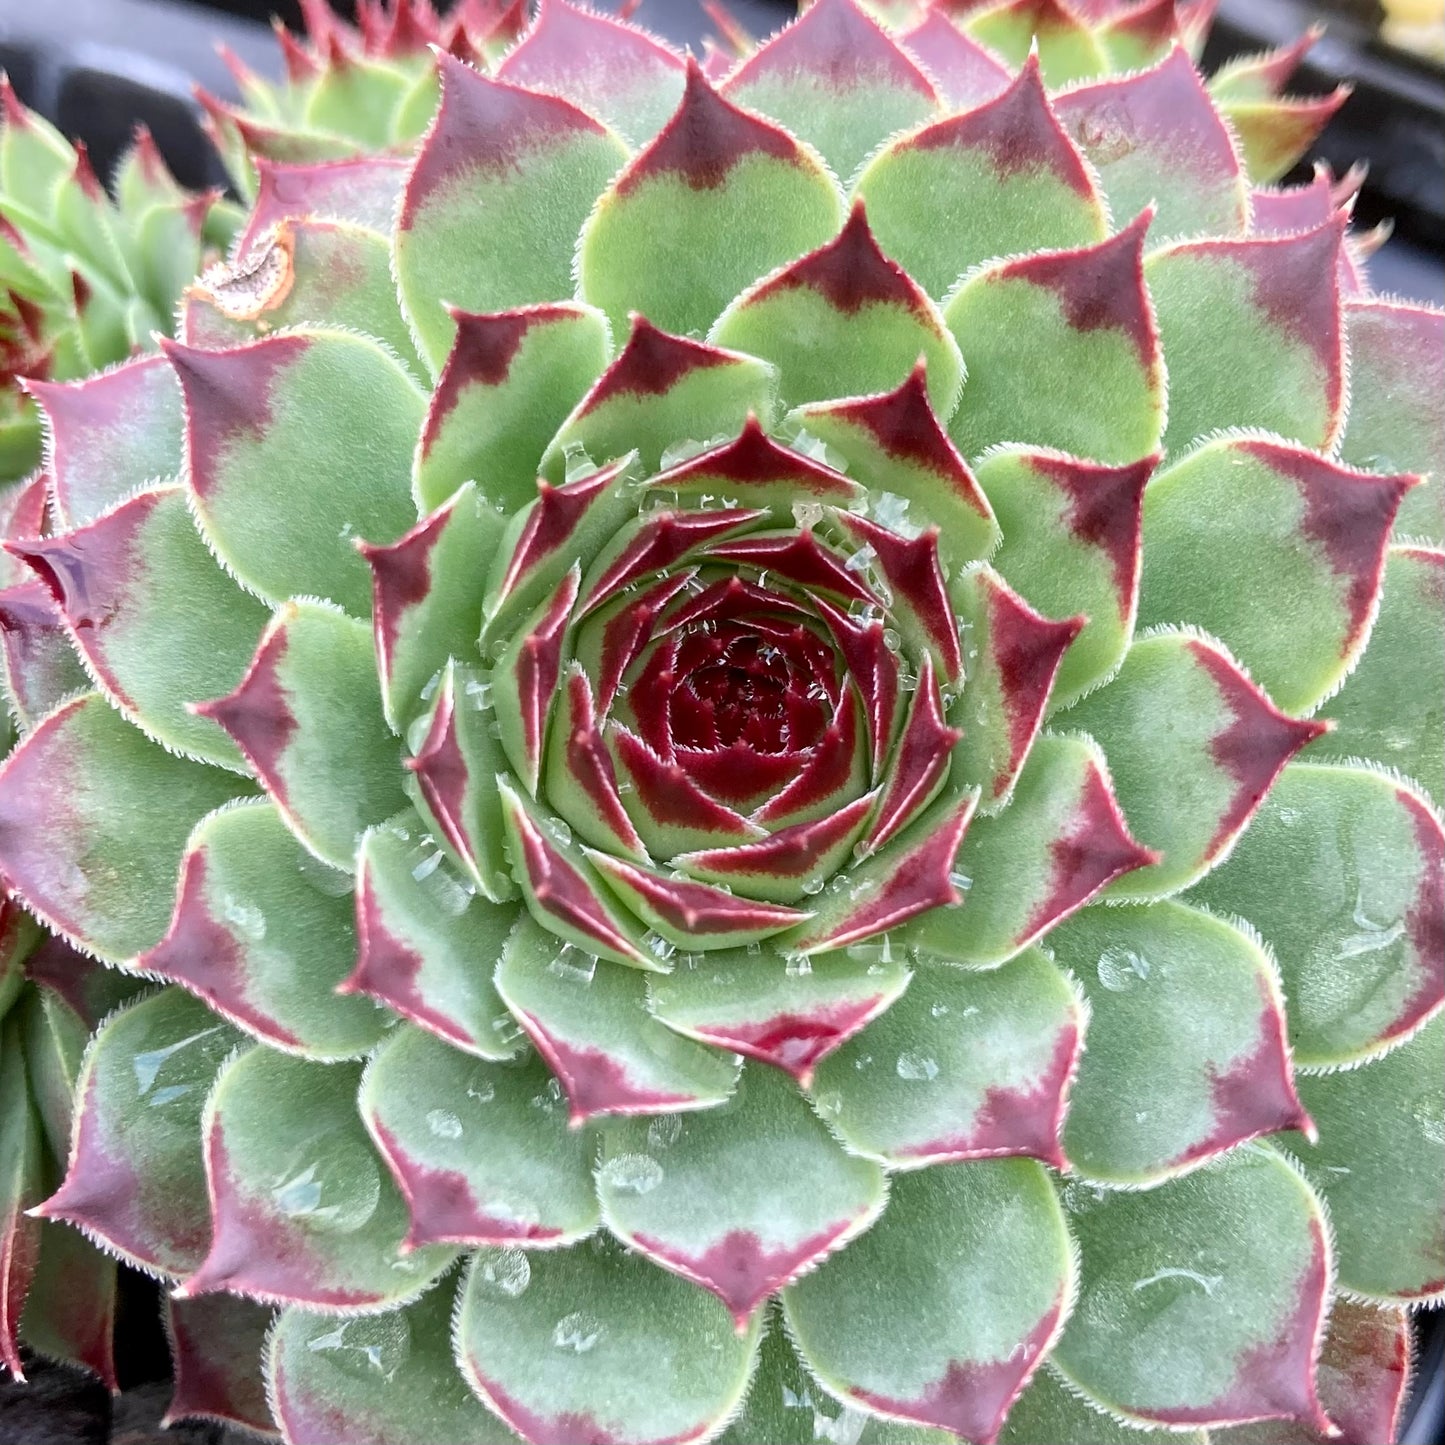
left=456, top=1236, right=760, bottom=1444
left=361, top=1025, right=599, bottom=1250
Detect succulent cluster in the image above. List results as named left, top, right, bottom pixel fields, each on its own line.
left=0, top=85, right=237, bottom=483
left=0, top=1, right=1442, bottom=1442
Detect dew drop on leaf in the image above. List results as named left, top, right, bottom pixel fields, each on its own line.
left=1411, top=1087, right=1445, bottom=1146
left=426, top=1108, right=463, bottom=1140
left=475, top=1247, right=531, bottom=1299
left=599, top=1153, right=664, bottom=1195
left=896, top=1052, right=939, bottom=1082
left=269, top=1137, right=382, bottom=1233
left=552, top=1311, right=604, bottom=1354
left=1096, top=947, right=1151, bottom=992
left=647, top=1114, right=683, bottom=1151
left=305, top=1312, right=411, bottom=1382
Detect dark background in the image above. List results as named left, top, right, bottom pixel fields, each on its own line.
left=0, top=0, right=1440, bottom=1440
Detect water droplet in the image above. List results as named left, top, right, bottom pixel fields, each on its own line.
left=270, top=1137, right=382, bottom=1233
left=426, top=1109, right=463, bottom=1141
left=647, top=1114, right=683, bottom=1151
left=784, top=952, right=813, bottom=977
left=131, top=1026, right=225, bottom=1101
left=411, top=851, right=443, bottom=883
left=1411, top=1088, right=1445, bottom=1146
left=547, top=946, right=597, bottom=984
left=1096, top=947, right=1150, bottom=992
left=466, top=1073, right=497, bottom=1105
left=895, top=1052, right=939, bottom=1082
left=930, top=1003, right=950, bottom=1019
left=552, top=1311, right=604, bottom=1354
left=306, top=1312, right=411, bottom=1381
left=1132, top=1266, right=1223, bottom=1298
left=475, top=1247, right=531, bottom=1299
left=599, top=1153, right=664, bottom=1195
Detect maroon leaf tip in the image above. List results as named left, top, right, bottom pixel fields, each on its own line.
left=727, top=0, right=938, bottom=99
left=1238, top=439, right=1416, bottom=657
left=854, top=1300, right=1063, bottom=1445
left=584, top=315, right=740, bottom=408
left=994, top=208, right=1159, bottom=367
left=654, top=413, right=855, bottom=499
left=617, top=54, right=805, bottom=195
left=904, top=50, right=1095, bottom=200
left=402, top=52, right=608, bottom=229
left=190, top=618, right=296, bottom=805
left=751, top=200, right=927, bottom=315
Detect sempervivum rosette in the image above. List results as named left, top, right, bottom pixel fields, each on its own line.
left=0, top=85, right=237, bottom=482
left=0, top=3, right=1442, bottom=1442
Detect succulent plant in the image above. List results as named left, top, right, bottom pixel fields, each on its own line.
left=0, top=2, right=1441, bottom=1442
left=0, top=82, right=238, bottom=484
left=200, top=0, right=531, bottom=198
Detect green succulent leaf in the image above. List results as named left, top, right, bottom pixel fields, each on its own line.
left=647, top=942, right=911, bottom=1084
left=19, top=1219, right=119, bottom=1389
left=361, top=482, right=503, bottom=736
left=1053, top=1145, right=1332, bottom=1432
left=199, top=600, right=407, bottom=872
left=792, top=366, right=999, bottom=570
left=361, top=1024, right=599, bottom=1250
left=495, top=912, right=740, bottom=1123
left=541, top=319, right=780, bottom=482
left=812, top=945, right=1081, bottom=1169
left=269, top=1279, right=515, bottom=1445
left=977, top=448, right=1153, bottom=709
left=786, top=1158, right=1073, bottom=1442
left=9, top=487, right=270, bottom=769
left=1190, top=763, right=1444, bottom=1070
left=168, top=329, right=423, bottom=617
left=905, top=733, right=1155, bottom=966
left=181, top=1045, right=456, bottom=1309
left=711, top=204, right=964, bottom=415
left=1283, top=1016, right=1445, bottom=1304
left=39, top=987, right=241, bottom=1277
left=164, top=1291, right=278, bottom=1436
left=1138, top=436, right=1415, bottom=716
left=963, top=0, right=1109, bottom=85
left=0, top=693, right=249, bottom=958
left=855, top=56, right=1107, bottom=303
left=405, top=660, right=518, bottom=905
left=137, top=799, right=387, bottom=1059
left=456, top=1236, right=761, bottom=1445
left=415, top=303, right=611, bottom=515
left=944, top=212, right=1165, bottom=466
left=345, top=816, right=521, bottom=1059
left=1062, top=629, right=1324, bottom=899
left=1001, top=1366, right=1208, bottom=1445
left=721, top=0, right=941, bottom=184
left=184, top=219, right=423, bottom=376
left=1052, top=901, right=1308, bottom=1185
left=1339, top=300, right=1443, bottom=543
left=597, top=1062, right=885, bottom=1325
left=579, top=61, right=845, bottom=339
left=27, top=355, right=183, bottom=528
left=1053, top=47, right=1248, bottom=242
left=1311, top=546, right=1444, bottom=803
left=395, top=53, right=630, bottom=371
left=496, top=0, right=687, bottom=149
left=1145, top=224, right=1346, bottom=455
left=0, top=1012, right=42, bottom=1379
